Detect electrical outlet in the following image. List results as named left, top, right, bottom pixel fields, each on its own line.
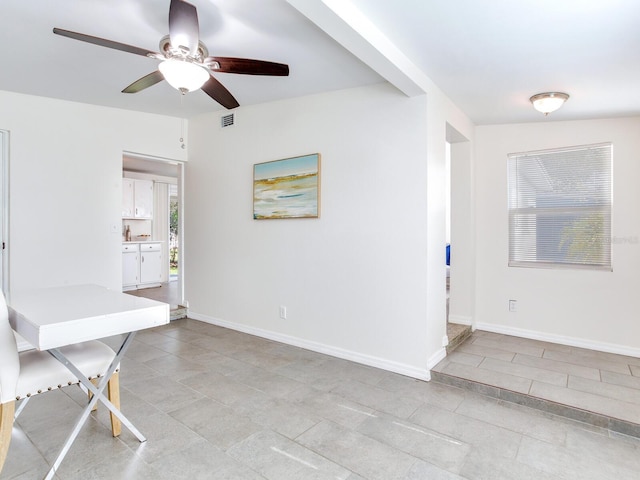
left=279, top=305, right=287, bottom=320
left=509, top=300, right=517, bottom=312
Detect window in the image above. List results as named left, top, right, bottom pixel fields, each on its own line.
left=508, top=143, right=612, bottom=270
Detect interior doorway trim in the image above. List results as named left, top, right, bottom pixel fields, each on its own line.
left=0, top=130, right=9, bottom=298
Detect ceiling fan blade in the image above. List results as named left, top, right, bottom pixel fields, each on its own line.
left=122, top=71, right=165, bottom=94
left=53, top=28, right=157, bottom=57
left=207, top=57, right=289, bottom=76
left=169, top=0, right=200, bottom=55
left=201, top=75, right=240, bottom=109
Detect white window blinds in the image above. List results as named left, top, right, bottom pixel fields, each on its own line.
left=507, top=143, right=612, bottom=270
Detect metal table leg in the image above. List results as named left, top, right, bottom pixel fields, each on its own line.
left=13, top=397, right=30, bottom=420
left=43, top=332, right=145, bottom=480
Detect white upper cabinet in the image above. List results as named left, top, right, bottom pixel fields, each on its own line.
left=122, top=179, right=153, bottom=219
left=134, top=179, right=153, bottom=219
left=122, top=178, right=134, bottom=218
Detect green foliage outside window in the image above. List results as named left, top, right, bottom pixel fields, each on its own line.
left=559, top=212, right=606, bottom=265
left=170, top=199, right=178, bottom=274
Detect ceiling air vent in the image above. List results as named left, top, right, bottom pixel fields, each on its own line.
left=221, top=113, right=235, bottom=128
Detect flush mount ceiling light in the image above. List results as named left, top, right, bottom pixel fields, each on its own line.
left=530, top=92, right=570, bottom=116
left=158, top=58, right=209, bottom=93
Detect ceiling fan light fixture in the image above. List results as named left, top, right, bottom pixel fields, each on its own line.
left=530, top=92, right=570, bottom=115
left=52, top=0, right=289, bottom=110
left=159, top=58, right=209, bottom=93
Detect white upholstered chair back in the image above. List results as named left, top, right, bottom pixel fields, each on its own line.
left=0, top=292, right=19, bottom=405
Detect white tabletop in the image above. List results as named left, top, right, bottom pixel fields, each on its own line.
left=8, top=284, right=169, bottom=350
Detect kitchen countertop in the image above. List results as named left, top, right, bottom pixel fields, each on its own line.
left=122, top=240, right=163, bottom=244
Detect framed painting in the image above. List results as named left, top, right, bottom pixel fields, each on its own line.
left=253, top=153, right=321, bottom=219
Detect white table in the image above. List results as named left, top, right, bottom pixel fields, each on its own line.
left=7, top=284, right=169, bottom=480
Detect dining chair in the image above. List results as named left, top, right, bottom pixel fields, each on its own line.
left=0, top=291, right=121, bottom=474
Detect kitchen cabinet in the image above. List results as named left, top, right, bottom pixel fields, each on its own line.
left=140, top=243, right=162, bottom=286
left=122, top=242, right=163, bottom=290
left=122, top=178, right=134, bottom=217
left=122, top=243, right=139, bottom=288
left=122, top=179, right=153, bottom=219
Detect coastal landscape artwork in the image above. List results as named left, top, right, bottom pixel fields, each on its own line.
left=253, top=153, right=320, bottom=219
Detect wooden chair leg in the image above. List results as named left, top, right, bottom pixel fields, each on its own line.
left=0, top=401, right=16, bottom=474
left=108, top=372, right=121, bottom=437
left=89, top=378, right=99, bottom=412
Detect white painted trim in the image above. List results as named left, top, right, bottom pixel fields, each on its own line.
left=448, top=314, right=473, bottom=326
left=427, top=347, right=447, bottom=371
left=286, top=0, right=427, bottom=96
left=189, top=311, right=431, bottom=381
left=475, top=322, right=640, bottom=358
left=123, top=150, right=183, bottom=164
left=176, top=162, right=185, bottom=308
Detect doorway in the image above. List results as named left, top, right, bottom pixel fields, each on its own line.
left=444, top=124, right=473, bottom=352
left=0, top=130, right=8, bottom=297
left=169, top=184, right=179, bottom=282
left=122, top=152, right=185, bottom=308
left=445, top=141, right=451, bottom=321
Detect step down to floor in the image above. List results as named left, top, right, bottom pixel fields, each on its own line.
left=431, top=369, right=640, bottom=439
left=446, top=323, right=472, bottom=354
left=170, top=306, right=187, bottom=321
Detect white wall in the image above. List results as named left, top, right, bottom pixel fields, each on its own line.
left=186, top=83, right=431, bottom=376
left=475, top=116, right=640, bottom=355
left=425, top=94, right=475, bottom=360
left=448, top=139, right=474, bottom=326
left=0, top=90, right=186, bottom=293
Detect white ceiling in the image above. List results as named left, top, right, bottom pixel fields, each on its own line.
left=1, top=0, right=639, bottom=125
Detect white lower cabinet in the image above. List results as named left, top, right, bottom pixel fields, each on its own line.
left=140, top=243, right=162, bottom=285
left=122, top=244, right=139, bottom=288
left=123, top=242, right=162, bottom=290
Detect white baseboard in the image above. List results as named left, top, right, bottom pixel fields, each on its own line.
left=448, top=314, right=473, bottom=326
left=427, top=347, right=447, bottom=370
left=189, top=311, right=431, bottom=381
left=475, top=322, right=640, bottom=358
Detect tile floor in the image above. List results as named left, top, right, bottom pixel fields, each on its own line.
left=432, top=330, right=640, bottom=437
left=125, top=282, right=186, bottom=320
left=125, top=281, right=181, bottom=308
left=3, top=320, right=640, bottom=479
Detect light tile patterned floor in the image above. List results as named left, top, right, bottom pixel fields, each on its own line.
left=125, top=282, right=186, bottom=320
left=125, top=281, right=181, bottom=308
left=3, top=321, right=640, bottom=479
left=432, top=331, right=640, bottom=435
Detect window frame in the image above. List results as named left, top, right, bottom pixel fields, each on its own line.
left=507, top=142, right=613, bottom=271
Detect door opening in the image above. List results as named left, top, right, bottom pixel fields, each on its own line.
left=0, top=130, right=8, bottom=298
left=169, top=183, right=179, bottom=282
left=445, top=142, right=451, bottom=322
left=122, top=152, right=185, bottom=309
left=444, top=124, right=473, bottom=352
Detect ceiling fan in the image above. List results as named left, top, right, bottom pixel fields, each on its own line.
left=53, top=0, right=289, bottom=109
